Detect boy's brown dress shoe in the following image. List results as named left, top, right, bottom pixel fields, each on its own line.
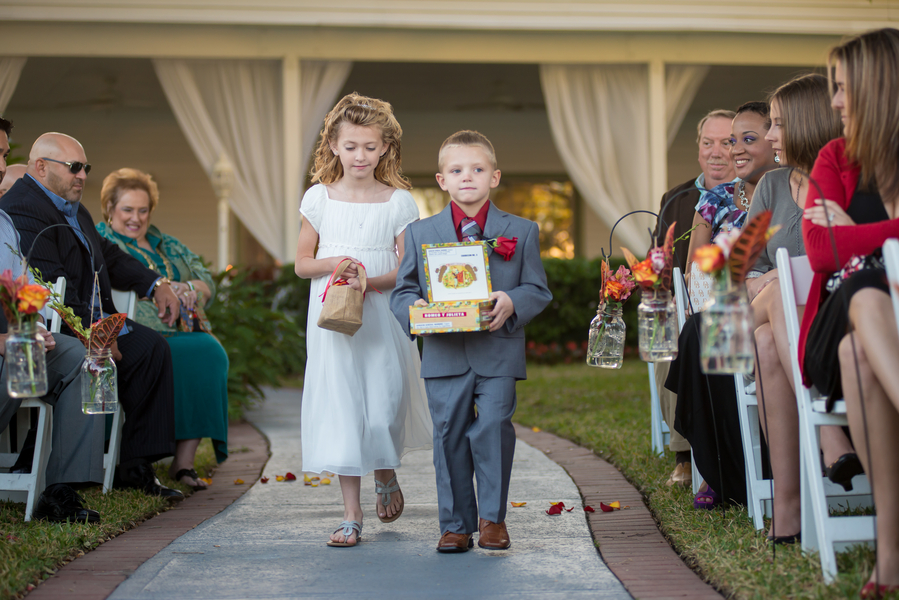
left=436, top=531, right=473, bottom=553
left=478, top=518, right=511, bottom=549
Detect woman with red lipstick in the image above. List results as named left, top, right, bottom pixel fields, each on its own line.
left=799, top=28, right=899, bottom=598
left=667, top=102, right=778, bottom=510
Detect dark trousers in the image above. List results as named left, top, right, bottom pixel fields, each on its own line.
left=112, top=319, right=176, bottom=465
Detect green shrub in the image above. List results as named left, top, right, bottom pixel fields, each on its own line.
left=526, top=257, right=638, bottom=363
left=207, top=267, right=307, bottom=420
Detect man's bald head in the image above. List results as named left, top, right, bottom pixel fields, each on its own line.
left=0, top=164, right=26, bottom=197
left=28, top=132, right=89, bottom=203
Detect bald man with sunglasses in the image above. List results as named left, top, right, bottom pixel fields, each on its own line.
left=0, top=132, right=184, bottom=500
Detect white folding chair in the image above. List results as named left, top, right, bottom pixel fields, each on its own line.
left=102, top=288, right=137, bottom=493
left=0, top=398, right=53, bottom=521
left=650, top=267, right=687, bottom=456
left=776, top=248, right=874, bottom=582
left=0, top=277, right=67, bottom=520
left=735, top=370, right=772, bottom=529
left=648, top=268, right=701, bottom=492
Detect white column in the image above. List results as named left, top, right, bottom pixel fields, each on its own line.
left=218, top=198, right=230, bottom=272
left=648, top=59, right=667, bottom=212
left=212, top=153, right=234, bottom=272
left=282, top=55, right=302, bottom=264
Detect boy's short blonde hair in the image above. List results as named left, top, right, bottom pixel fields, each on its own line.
left=437, top=130, right=498, bottom=171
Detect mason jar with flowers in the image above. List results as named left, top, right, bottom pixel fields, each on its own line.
left=0, top=269, right=52, bottom=397
left=587, top=261, right=636, bottom=368
left=622, top=224, right=679, bottom=362
left=691, top=211, right=777, bottom=374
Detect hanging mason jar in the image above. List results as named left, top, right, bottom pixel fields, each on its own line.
left=638, top=289, right=678, bottom=362
left=5, top=321, right=48, bottom=398
left=587, top=304, right=625, bottom=369
left=81, top=348, right=118, bottom=414
left=700, top=284, right=754, bottom=374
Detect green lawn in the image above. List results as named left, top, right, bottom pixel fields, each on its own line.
left=0, top=438, right=218, bottom=600
left=514, top=361, right=876, bottom=600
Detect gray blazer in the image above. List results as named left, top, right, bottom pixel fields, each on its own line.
left=390, top=203, right=552, bottom=380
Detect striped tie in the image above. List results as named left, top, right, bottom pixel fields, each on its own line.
left=460, top=217, right=483, bottom=242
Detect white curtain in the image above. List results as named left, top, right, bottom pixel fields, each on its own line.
left=0, top=58, right=27, bottom=115
left=540, top=64, right=653, bottom=251
left=299, top=61, right=353, bottom=181
left=666, top=65, right=710, bottom=147
left=540, top=63, right=709, bottom=251
left=152, top=58, right=351, bottom=261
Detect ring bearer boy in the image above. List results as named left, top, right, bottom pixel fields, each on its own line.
left=390, top=130, right=551, bottom=552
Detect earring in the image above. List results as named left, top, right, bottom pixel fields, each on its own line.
left=774, top=154, right=781, bottom=164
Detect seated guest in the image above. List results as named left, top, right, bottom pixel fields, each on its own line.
left=667, top=101, right=778, bottom=508
left=0, top=118, right=105, bottom=522
left=0, top=164, right=26, bottom=196
left=749, top=73, right=848, bottom=544
left=0, top=133, right=184, bottom=500
left=801, top=28, right=899, bottom=597
left=652, top=109, right=736, bottom=487
left=97, top=168, right=228, bottom=489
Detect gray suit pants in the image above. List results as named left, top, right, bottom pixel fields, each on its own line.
left=425, top=370, right=517, bottom=535
left=0, top=334, right=104, bottom=486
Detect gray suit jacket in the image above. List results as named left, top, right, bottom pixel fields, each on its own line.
left=390, top=203, right=552, bottom=380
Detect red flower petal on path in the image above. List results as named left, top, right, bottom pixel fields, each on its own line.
left=285, top=472, right=297, bottom=481
left=546, top=504, right=564, bottom=516
left=565, top=507, right=575, bottom=512
left=600, top=502, right=614, bottom=512
left=584, top=506, right=595, bottom=512
left=260, top=477, right=269, bottom=484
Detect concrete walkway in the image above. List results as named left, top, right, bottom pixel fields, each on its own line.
left=106, top=387, right=631, bottom=600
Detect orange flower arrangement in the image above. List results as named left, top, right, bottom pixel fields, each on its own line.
left=0, top=270, right=50, bottom=326
left=691, top=211, right=778, bottom=284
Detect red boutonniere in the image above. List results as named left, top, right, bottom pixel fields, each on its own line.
left=486, top=236, right=518, bottom=261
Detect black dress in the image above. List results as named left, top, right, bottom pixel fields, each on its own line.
left=804, top=186, right=889, bottom=404
left=666, top=315, right=758, bottom=506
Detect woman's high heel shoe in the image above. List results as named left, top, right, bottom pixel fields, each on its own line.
left=860, top=582, right=899, bottom=599
left=824, top=453, right=864, bottom=491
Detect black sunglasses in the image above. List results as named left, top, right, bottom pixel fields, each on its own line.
left=41, top=157, right=91, bottom=175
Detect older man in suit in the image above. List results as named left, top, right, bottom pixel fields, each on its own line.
left=0, top=119, right=106, bottom=522
left=0, top=132, right=183, bottom=500
left=651, top=109, right=736, bottom=488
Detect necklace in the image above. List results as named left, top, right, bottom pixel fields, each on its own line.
left=131, top=243, right=175, bottom=280
left=737, top=181, right=750, bottom=211
left=793, top=172, right=805, bottom=207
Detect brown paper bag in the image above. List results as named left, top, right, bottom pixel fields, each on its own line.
left=317, top=259, right=368, bottom=336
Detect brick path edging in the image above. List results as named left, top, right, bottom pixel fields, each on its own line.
left=514, top=424, right=722, bottom=600
left=25, top=420, right=718, bottom=599
left=25, top=421, right=269, bottom=600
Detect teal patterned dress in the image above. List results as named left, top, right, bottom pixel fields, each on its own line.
left=97, top=222, right=228, bottom=463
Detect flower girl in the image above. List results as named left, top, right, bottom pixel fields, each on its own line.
left=294, top=93, right=432, bottom=547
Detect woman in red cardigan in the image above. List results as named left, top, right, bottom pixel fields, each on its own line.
left=801, top=28, right=899, bottom=599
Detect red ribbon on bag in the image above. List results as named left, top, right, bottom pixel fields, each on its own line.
left=319, top=259, right=381, bottom=302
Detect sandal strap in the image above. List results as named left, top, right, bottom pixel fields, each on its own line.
left=333, top=520, right=362, bottom=538
left=374, top=475, right=399, bottom=506
left=175, top=468, right=200, bottom=481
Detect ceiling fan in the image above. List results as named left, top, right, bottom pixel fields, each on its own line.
left=54, top=75, right=156, bottom=111
left=455, top=79, right=545, bottom=112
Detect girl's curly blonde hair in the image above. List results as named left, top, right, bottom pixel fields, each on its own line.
left=310, top=92, right=411, bottom=190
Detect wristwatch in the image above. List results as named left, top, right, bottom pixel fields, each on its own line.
left=153, top=277, right=172, bottom=295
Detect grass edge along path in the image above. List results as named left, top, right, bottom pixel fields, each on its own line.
left=513, top=362, right=877, bottom=600
left=1, top=421, right=267, bottom=600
